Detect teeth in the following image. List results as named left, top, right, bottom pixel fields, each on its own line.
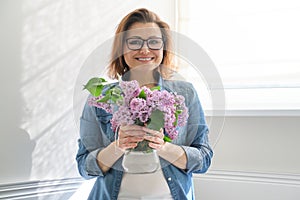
left=137, top=58, right=152, bottom=61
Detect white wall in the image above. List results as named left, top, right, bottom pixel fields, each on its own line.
left=194, top=116, right=300, bottom=200
left=211, top=116, right=300, bottom=174
left=0, top=0, right=175, bottom=188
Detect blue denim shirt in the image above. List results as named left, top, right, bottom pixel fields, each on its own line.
left=76, top=77, right=213, bottom=200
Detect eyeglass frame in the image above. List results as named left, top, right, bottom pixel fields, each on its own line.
left=125, top=37, right=164, bottom=50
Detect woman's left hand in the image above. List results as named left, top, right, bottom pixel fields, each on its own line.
left=143, top=127, right=187, bottom=170
left=142, top=127, right=165, bottom=150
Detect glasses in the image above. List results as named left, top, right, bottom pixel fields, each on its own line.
left=125, top=37, right=164, bottom=50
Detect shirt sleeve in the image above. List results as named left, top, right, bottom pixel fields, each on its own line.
left=180, top=83, right=213, bottom=174
left=76, top=101, right=108, bottom=178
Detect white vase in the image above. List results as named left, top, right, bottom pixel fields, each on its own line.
left=122, top=149, right=160, bottom=174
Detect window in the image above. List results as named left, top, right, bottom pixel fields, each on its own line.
left=176, top=0, right=300, bottom=115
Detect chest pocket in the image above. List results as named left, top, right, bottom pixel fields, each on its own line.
left=95, top=108, right=114, bottom=141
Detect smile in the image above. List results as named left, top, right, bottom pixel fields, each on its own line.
left=136, top=57, right=153, bottom=61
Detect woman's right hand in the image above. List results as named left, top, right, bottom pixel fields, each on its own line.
left=117, top=125, right=146, bottom=150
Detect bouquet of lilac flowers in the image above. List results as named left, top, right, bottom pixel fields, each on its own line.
left=84, top=77, right=188, bottom=149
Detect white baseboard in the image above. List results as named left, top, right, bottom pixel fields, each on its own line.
left=0, top=178, right=84, bottom=200
left=2, top=171, right=299, bottom=200
left=193, top=170, right=300, bottom=200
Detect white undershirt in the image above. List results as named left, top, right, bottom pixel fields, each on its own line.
left=118, top=166, right=173, bottom=200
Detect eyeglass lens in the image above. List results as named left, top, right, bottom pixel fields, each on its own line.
left=126, top=38, right=163, bottom=50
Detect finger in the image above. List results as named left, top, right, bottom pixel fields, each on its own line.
left=118, top=135, right=144, bottom=146
left=144, top=135, right=163, bottom=144
left=120, top=124, right=145, bottom=132
left=148, top=141, right=165, bottom=150
left=119, top=125, right=146, bottom=137
left=119, top=130, right=146, bottom=138
left=142, top=127, right=164, bottom=138
left=117, top=137, right=144, bottom=150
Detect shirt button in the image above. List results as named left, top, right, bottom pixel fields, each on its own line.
left=168, top=177, right=172, bottom=181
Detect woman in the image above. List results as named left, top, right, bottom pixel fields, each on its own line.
left=76, top=8, right=213, bottom=200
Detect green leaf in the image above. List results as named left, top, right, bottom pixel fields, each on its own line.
left=83, top=77, right=107, bottom=97
left=147, top=110, right=164, bottom=131
left=135, top=119, right=145, bottom=126
left=105, top=87, right=121, bottom=103
left=111, top=87, right=121, bottom=96
left=105, top=88, right=112, bottom=95
left=163, top=136, right=172, bottom=142
left=176, top=109, right=183, bottom=114
left=97, top=94, right=110, bottom=103
left=138, top=89, right=147, bottom=99
left=93, top=85, right=104, bottom=97
left=150, top=86, right=161, bottom=91
left=173, top=109, right=183, bottom=126
left=111, top=95, right=123, bottom=104
left=173, top=112, right=178, bottom=126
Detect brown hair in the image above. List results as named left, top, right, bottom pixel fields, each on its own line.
left=107, top=8, right=174, bottom=79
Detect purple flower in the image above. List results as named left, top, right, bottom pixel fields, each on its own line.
left=110, top=106, right=134, bottom=131
left=87, top=80, right=189, bottom=140
left=120, top=80, right=140, bottom=105
left=130, top=98, right=147, bottom=112
left=88, top=96, right=113, bottom=113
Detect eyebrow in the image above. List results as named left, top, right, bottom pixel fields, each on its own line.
left=127, top=36, right=162, bottom=39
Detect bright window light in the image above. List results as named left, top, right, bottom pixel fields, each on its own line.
left=177, top=0, right=300, bottom=114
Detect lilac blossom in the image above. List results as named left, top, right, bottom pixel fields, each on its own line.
left=88, top=80, right=189, bottom=140
left=120, top=80, right=140, bottom=105
left=110, top=106, right=134, bottom=131
left=88, top=96, right=113, bottom=113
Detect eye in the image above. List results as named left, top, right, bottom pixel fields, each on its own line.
left=128, top=39, right=142, bottom=45
left=148, top=39, right=160, bottom=45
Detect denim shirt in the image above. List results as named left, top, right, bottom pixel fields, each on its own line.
left=76, top=77, right=213, bottom=200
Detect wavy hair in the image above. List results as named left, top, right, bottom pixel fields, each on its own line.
left=107, top=8, right=174, bottom=79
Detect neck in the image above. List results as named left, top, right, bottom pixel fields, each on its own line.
left=127, top=66, right=160, bottom=87
left=129, top=71, right=157, bottom=87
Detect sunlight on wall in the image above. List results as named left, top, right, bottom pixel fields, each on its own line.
left=0, top=0, right=179, bottom=198
left=12, top=0, right=176, bottom=198
left=20, top=0, right=128, bottom=181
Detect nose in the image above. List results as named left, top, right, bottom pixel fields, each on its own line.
left=139, top=41, right=150, bottom=54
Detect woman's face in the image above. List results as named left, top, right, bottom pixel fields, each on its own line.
left=123, top=22, right=164, bottom=71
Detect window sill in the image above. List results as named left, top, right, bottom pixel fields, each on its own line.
left=205, top=109, right=300, bottom=117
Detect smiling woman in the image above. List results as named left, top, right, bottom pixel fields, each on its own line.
left=108, top=9, right=174, bottom=80
left=76, top=8, right=213, bottom=200
left=123, top=22, right=164, bottom=73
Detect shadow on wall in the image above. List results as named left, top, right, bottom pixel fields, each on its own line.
left=0, top=128, right=36, bottom=183
left=0, top=1, right=36, bottom=184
